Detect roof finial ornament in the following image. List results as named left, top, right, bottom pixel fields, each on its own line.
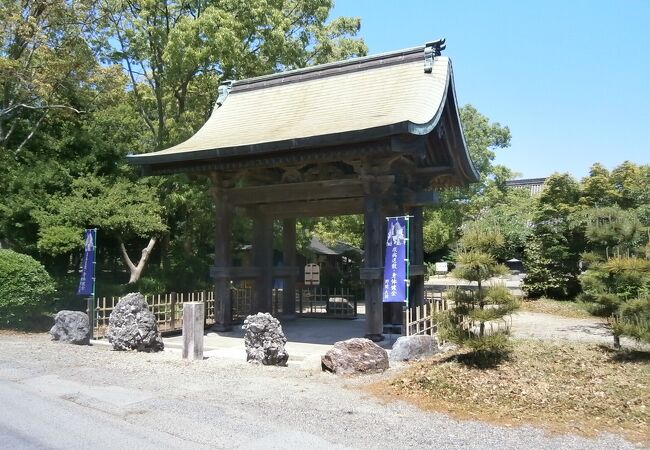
left=216, top=80, right=233, bottom=106
left=424, top=39, right=446, bottom=73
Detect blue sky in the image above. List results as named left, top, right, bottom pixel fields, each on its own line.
left=331, top=0, right=650, bottom=179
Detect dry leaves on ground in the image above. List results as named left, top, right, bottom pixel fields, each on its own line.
left=367, top=340, right=649, bottom=446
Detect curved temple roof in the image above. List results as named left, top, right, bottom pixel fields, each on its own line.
left=128, top=41, right=478, bottom=185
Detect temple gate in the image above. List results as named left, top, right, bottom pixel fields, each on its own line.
left=128, top=40, right=478, bottom=341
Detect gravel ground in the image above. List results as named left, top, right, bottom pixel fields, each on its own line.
left=0, top=333, right=645, bottom=450
left=511, top=311, right=649, bottom=350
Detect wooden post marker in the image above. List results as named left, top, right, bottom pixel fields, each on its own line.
left=182, top=302, right=204, bottom=361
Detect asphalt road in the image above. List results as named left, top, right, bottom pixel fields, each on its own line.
left=0, top=379, right=204, bottom=450
left=0, top=333, right=643, bottom=450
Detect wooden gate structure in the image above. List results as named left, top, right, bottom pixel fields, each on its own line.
left=128, top=40, right=478, bottom=341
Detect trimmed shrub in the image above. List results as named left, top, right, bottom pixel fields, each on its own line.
left=0, top=250, right=56, bottom=326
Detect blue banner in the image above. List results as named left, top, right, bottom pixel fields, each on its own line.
left=383, top=217, right=408, bottom=303
left=77, top=229, right=96, bottom=296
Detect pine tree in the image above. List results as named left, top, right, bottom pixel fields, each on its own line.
left=437, top=228, right=519, bottom=361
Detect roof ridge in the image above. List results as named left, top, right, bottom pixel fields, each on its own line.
left=229, top=39, right=446, bottom=94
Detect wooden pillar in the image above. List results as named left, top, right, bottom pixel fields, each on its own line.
left=361, top=193, right=384, bottom=341
left=409, top=206, right=425, bottom=307
left=211, top=186, right=233, bottom=331
left=252, top=211, right=274, bottom=313
left=182, top=302, right=204, bottom=361
left=281, top=218, right=297, bottom=319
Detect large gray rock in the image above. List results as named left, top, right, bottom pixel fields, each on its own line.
left=107, top=292, right=164, bottom=352
left=49, top=310, right=90, bottom=345
left=390, top=335, right=440, bottom=362
left=242, top=313, right=289, bottom=366
left=321, top=338, right=388, bottom=375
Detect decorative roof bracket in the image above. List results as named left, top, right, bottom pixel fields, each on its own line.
left=424, top=39, right=446, bottom=73
left=216, top=80, right=233, bottom=106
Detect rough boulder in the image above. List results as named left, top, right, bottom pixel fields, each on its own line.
left=49, top=310, right=90, bottom=345
left=107, top=292, right=164, bottom=352
left=321, top=338, right=388, bottom=375
left=389, top=335, right=440, bottom=362
left=242, top=313, right=289, bottom=366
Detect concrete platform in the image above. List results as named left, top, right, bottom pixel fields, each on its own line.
left=163, top=316, right=400, bottom=368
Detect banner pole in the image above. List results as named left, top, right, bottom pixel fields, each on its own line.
left=89, top=228, right=97, bottom=340
left=405, top=217, right=410, bottom=309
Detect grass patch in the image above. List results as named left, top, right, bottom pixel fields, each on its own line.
left=520, top=298, right=593, bottom=318
left=367, top=340, right=649, bottom=445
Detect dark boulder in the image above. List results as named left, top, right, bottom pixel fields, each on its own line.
left=49, top=310, right=90, bottom=345
left=107, top=292, right=164, bottom=352
left=242, top=313, right=289, bottom=366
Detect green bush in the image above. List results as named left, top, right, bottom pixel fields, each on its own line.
left=0, top=250, right=56, bottom=326
left=611, top=295, right=650, bottom=344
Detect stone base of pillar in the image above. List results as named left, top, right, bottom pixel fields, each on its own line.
left=211, top=323, right=233, bottom=332
left=364, top=333, right=384, bottom=342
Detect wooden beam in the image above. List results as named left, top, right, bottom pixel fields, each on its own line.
left=227, top=176, right=394, bottom=206
left=255, top=198, right=365, bottom=218
left=414, top=166, right=454, bottom=176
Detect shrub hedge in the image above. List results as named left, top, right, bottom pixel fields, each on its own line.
left=0, top=250, right=56, bottom=326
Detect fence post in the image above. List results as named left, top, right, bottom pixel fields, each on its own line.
left=202, top=291, right=208, bottom=327
left=170, top=292, right=177, bottom=330
left=182, top=302, right=204, bottom=361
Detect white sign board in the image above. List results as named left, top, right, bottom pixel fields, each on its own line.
left=435, top=262, right=448, bottom=275
left=304, top=263, right=320, bottom=286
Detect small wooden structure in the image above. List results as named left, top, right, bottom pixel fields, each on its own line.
left=128, top=40, right=477, bottom=341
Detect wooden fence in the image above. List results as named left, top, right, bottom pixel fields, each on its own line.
left=93, top=286, right=358, bottom=337
left=402, top=287, right=449, bottom=336
left=94, top=291, right=215, bottom=338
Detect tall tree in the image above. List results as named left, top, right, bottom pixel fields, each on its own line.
left=0, top=0, right=104, bottom=154
left=101, top=0, right=366, bottom=148
left=523, top=173, right=584, bottom=298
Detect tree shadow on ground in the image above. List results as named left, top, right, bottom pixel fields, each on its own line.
left=598, top=344, right=650, bottom=364
left=438, top=349, right=512, bottom=369
left=1, top=314, right=53, bottom=333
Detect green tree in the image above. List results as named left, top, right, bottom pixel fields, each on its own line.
left=35, top=176, right=167, bottom=283
left=0, top=0, right=112, bottom=154
left=610, top=161, right=643, bottom=209
left=580, top=206, right=644, bottom=259
left=523, top=173, right=584, bottom=298
left=425, top=106, right=512, bottom=253
left=580, top=163, right=616, bottom=207
left=423, top=209, right=454, bottom=254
